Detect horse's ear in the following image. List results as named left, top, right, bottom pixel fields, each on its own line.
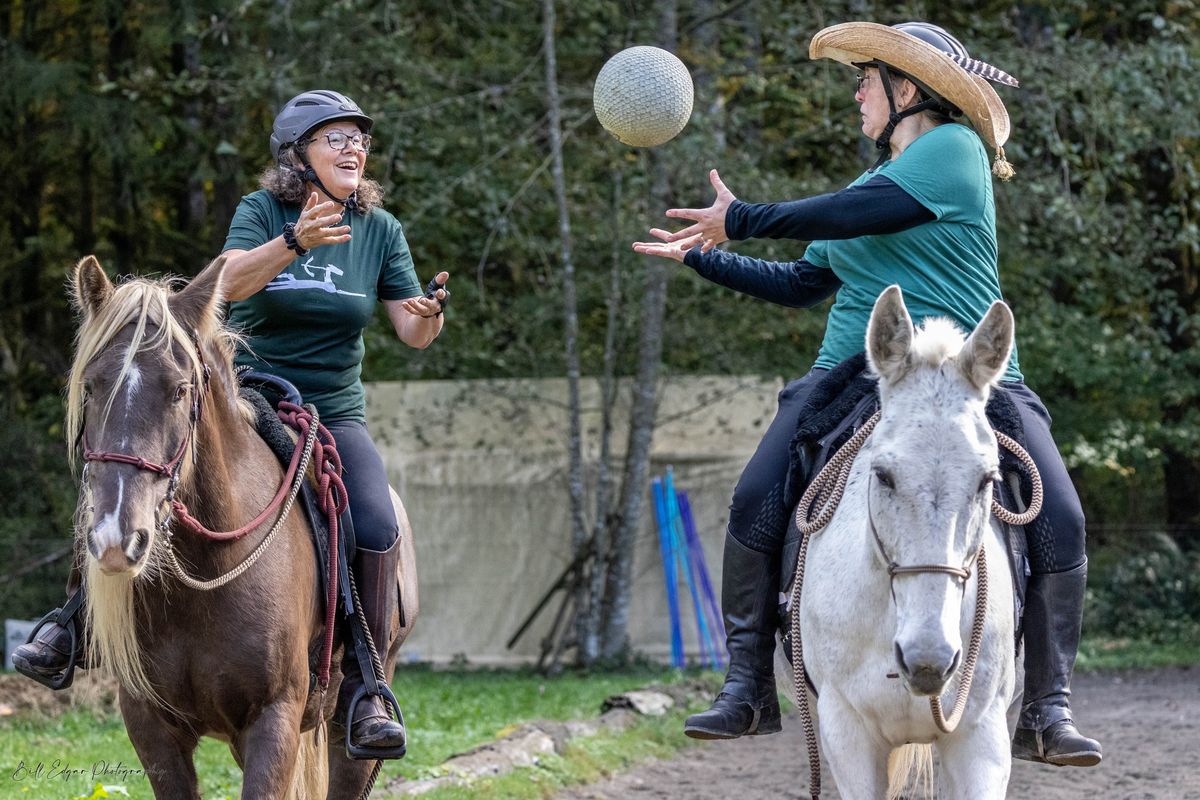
left=866, top=285, right=915, bottom=384
left=169, top=256, right=227, bottom=332
left=72, top=255, right=113, bottom=320
left=958, top=300, right=1014, bottom=392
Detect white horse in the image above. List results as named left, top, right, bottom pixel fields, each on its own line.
left=799, top=285, right=1018, bottom=798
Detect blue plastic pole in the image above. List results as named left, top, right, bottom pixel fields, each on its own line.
left=652, top=477, right=684, bottom=668
left=665, top=469, right=719, bottom=669
left=678, top=490, right=726, bottom=666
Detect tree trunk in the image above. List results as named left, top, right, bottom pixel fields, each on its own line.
left=579, top=169, right=626, bottom=665
left=600, top=0, right=678, bottom=662
left=541, top=0, right=591, bottom=655
left=171, top=0, right=207, bottom=253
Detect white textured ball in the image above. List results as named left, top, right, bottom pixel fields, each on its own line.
left=593, top=46, right=694, bottom=148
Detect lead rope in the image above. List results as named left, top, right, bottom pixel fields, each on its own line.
left=162, top=404, right=318, bottom=591
left=788, top=411, right=1043, bottom=798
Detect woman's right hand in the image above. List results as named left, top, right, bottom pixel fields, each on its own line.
left=648, top=169, right=737, bottom=253
left=293, top=192, right=352, bottom=250
left=631, top=230, right=704, bottom=263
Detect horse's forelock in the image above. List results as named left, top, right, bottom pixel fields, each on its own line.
left=65, top=276, right=235, bottom=465
left=909, top=317, right=966, bottom=369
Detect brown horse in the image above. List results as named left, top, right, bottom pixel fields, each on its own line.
left=66, top=254, right=418, bottom=799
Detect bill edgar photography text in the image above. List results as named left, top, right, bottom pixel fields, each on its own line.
left=11, top=758, right=147, bottom=783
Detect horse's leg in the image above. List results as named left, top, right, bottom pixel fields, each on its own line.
left=237, top=699, right=306, bottom=799
left=325, top=746, right=379, bottom=800
left=816, top=695, right=888, bottom=799
left=937, top=702, right=1012, bottom=799
left=119, top=693, right=201, bottom=799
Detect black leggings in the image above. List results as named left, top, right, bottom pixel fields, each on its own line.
left=325, top=420, right=399, bottom=552
left=727, top=374, right=1086, bottom=575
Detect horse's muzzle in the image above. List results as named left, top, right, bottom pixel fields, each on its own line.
left=89, top=528, right=150, bottom=574
left=894, top=640, right=961, bottom=696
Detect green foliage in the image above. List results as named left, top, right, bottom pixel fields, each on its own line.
left=1085, top=534, right=1200, bottom=643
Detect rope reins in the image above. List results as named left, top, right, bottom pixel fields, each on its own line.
left=788, top=410, right=1043, bottom=799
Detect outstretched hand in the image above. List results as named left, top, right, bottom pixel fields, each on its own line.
left=631, top=231, right=704, bottom=263
left=294, top=192, right=352, bottom=250
left=648, top=169, right=737, bottom=254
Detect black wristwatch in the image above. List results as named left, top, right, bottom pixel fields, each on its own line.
left=282, top=222, right=308, bottom=256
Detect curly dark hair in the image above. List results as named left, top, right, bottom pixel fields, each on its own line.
left=258, top=140, right=384, bottom=212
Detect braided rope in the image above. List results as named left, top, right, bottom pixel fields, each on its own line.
left=164, top=406, right=318, bottom=590
left=789, top=525, right=821, bottom=799
left=929, top=546, right=988, bottom=733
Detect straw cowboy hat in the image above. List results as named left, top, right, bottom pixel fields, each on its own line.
left=810, top=21, right=1019, bottom=179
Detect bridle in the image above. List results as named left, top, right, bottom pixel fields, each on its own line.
left=80, top=334, right=212, bottom=534
left=866, top=476, right=980, bottom=596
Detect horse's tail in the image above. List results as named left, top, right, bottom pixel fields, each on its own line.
left=886, top=743, right=934, bottom=800
left=287, top=721, right=329, bottom=800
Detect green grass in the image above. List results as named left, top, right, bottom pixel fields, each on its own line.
left=0, top=666, right=701, bottom=800
left=1076, top=636, right=1200, bottom=672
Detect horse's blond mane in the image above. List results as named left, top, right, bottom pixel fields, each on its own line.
left=65, top=275, right=242, bottom=468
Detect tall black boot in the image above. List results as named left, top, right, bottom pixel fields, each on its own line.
left=12, top=556, right=88, bottom=690
left=341, top=538, right=407, bottom=754
left=684, top=532, right=782, bottom=739
left=1012, top=559, right=1103, bottom=767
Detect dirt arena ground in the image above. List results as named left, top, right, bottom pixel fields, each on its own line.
left=558, top=667, right=1200, bottom=799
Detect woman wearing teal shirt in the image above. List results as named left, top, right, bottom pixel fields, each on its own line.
left=634, top=22, right=1101, bottom=767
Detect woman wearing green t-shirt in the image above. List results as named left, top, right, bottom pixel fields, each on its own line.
left=221, top=90, right=448, bottom=755
left=634, top=23, right=1101, bottom=767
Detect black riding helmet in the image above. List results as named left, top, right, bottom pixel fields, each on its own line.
left=270, top=90, right=374, bottom=207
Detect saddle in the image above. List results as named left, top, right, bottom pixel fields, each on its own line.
left=778, top=353, right=1032, bottom=645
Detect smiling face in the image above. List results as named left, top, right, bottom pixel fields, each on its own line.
left=305, top=120, right=368, bottom=201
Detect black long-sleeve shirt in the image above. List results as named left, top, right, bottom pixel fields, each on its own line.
left=683, top=174, right=934, bottom=307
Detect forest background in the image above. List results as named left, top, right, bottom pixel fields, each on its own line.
left=1, top=0, right=1198, bottom=659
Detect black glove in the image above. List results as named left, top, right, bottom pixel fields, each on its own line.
left=424, top=276, right=449, bottom=315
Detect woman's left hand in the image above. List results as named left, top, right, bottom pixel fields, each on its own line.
left=401, top=271, right=450, bottom=318
left=631, top=231, right=704, bottom=263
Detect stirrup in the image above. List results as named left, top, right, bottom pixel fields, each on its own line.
left=16, top=607, right=83, bottom=691
left=344, top=684, right=406, bottom=760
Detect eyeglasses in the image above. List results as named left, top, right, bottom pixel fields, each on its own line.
left=855, top=73, right=875, bottom=92
left=317, top=131, right=372, bottom=154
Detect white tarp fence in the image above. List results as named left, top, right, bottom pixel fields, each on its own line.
left=365, top=375, right=782, bottom=665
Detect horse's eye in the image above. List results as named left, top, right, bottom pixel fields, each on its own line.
left=173, top=384, right=190, bottom=402
left=874, top=468, right=895, bottom=491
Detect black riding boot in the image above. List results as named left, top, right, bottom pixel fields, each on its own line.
left=684, top=532, right=782, bottom=739
left=1012, top=559, right=1103, bottom=767
left=341, top=538, right=407, bottom=754
left=12, top=557, right=88, bottom=690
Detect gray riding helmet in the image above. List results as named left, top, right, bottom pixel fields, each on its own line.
left=269, top=90, right=374, bottom=162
